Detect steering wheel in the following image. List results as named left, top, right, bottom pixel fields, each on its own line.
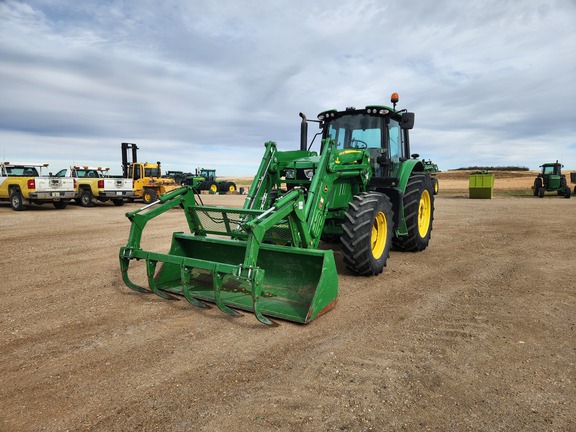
left=351, top=138, right=368, bottom=149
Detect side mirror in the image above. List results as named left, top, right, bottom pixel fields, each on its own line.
left=400, top=112, right=415, bottom=130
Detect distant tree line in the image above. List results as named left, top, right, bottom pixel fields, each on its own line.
left=453, top=166, right=530, bottom=171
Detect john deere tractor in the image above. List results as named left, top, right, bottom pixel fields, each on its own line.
left=119, top=93, right=434, bottom=325
left=533, top=161, right=571, bottom=198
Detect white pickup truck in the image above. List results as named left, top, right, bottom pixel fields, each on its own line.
left=54, top=166, right=134, bottom=207
left=0, top=162, right=76, bottom=210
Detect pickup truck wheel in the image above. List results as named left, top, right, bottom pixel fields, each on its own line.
left=79, top=190, right=94, bottom=207
left=10, top=189, right=26, bottom=211
left=112, top=199, right=125, bottom=206
left=53, top=201, right=68, bottom=209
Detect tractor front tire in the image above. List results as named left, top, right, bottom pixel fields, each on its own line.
left=393, top=174, right=434, bottom=252
left=538, top=188, right=545, bottom=198
left=341, top=192, right=394, bottom=276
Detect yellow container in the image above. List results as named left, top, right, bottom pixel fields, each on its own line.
left=469, top=173, right=495, bottom=199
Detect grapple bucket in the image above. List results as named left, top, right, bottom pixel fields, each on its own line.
left=146, top=234, right=338, bottom=324
left=119, top=186, right=338, bottom=325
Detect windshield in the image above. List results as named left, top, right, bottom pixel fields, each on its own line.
left=145, top=167, right=161, bottom=177
left=325, top=114, right=383, bottom=149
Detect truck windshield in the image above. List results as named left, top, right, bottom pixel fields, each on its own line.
left=325, top=114, right=383, bottom=150
left=145, top=168, right=161, bottom=177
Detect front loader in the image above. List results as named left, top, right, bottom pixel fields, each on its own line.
left=119, top=93, right=434, bottom=325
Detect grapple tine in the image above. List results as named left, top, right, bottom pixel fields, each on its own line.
left=146, top=259, right=180, bottom=301
left=180, top=266, right=211, bottom=309
left=250, top=269, right=278, bottom=326
left=119, top=256, right=150, bottom=294
left=213, top=270, right=242, bottom=317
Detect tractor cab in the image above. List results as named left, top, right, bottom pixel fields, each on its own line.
left=317, top=94, right=415, bottom=180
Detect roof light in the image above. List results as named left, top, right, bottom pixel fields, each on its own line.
left=391, top=93, right=399, bottom=104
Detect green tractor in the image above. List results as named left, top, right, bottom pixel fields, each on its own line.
left=422, top=158, right=440, bottom=195
left=533, top=161, right=571, bottom=198
left=119, top=93, right=434, bottom=325
left=185, top=168, right=237, bottom=194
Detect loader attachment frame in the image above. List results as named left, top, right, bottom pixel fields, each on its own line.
left=119, top=184, right=338, bottom=325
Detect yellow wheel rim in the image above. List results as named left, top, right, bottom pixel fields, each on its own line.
left=371, top=211, right=387, bottom=259
left=418, top=190, right=432, bottom=238
left=228, top=185, right=236, bottom=192
left=434, top=181, right=439, bottom=194
left=210, top=184, right=218, bottom=193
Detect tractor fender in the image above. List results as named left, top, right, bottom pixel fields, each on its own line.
left=398, top=159, right=426, bottom=191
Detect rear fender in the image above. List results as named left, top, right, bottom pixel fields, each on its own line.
left=395, top=159, right=427, bottom=236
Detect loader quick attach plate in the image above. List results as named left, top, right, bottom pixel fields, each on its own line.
left=120, top=234, right=338, bottom=325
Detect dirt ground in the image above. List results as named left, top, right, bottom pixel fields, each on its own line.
left=1, top=173, right=575, bottom=431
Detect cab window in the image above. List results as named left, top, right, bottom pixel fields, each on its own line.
left=388, top=119, right=403, bottom=162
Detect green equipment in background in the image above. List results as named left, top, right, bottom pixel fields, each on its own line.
left=533, top=161, right=571, bottom=198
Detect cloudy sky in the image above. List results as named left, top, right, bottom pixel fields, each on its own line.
left=1, top=0, right=575, bottom=176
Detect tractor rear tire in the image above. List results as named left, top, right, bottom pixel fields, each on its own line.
left=341, top=192, right=394, bottom=276
left=393, top=174, right=434, bottom=252
left=432, top=177, right=439, bottom=195
left=534, top=178, right=542, bottom=196
left=225, top=182, right=237, bottom=193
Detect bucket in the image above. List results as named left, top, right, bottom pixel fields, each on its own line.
left=125, top=234, right=338, bottom=324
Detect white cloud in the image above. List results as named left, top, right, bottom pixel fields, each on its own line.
left=1, top=0, right=575, bottom=175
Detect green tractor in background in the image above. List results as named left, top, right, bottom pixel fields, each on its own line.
left=422, top=158, right=440, bottom=195
left=183, top=168, right=237, bottom=194
left=119, top=93, right=435, bottom=325
left=533, top=161, right=571, bottom=198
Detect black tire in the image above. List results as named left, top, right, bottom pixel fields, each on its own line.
left=112, top=199, right=125, bottom=206
left=533, top=178, right=542, bottom=196
left=223, top=182, right=237, bottom=193
left=79, top=189, right=94, bottom=207
left=205, top=181, right=218, bottom=194
left=432, top=177, right=439, bottom=195
left=10, top=189, right=26, bottom=211
left=143, top=188, right=158, bottom=204
left=393, top=174, right=434, bottom=252
left=538, top=187, right=545, bottom=198
left=564, top=187, right=571, bottom=199
left=53, top=200, right=68, bottom=209
left=341, top=192, right=394, bottom=276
